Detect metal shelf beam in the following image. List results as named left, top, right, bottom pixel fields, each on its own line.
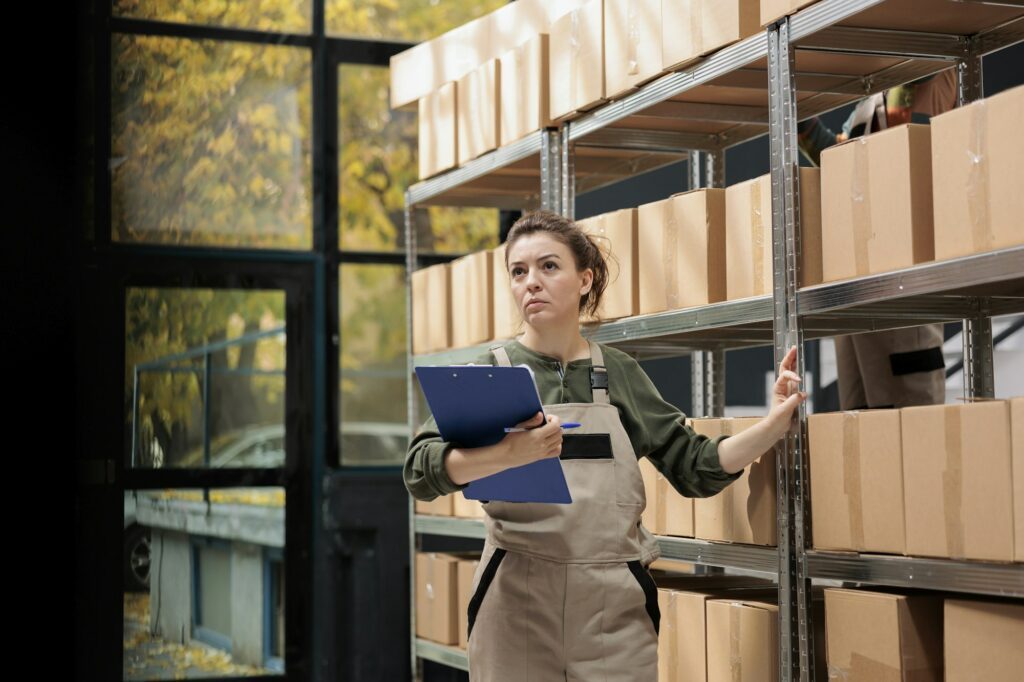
left=415, top=639, right=470, bottom=672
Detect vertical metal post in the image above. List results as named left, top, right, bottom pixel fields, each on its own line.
left=541, top=128, right=562, bottom=212
left=957, top=39, right=993, bottom=400
left=131, top=367, right=140, bottom=468
left=692, top=350, right=727, bottom=418
left=769, top=18, right=813, bottom=682
left=706, top=149, right=726, bottom=191
left=404, top=196, right=421, bottom=682
left=203, top=351, right=212, bottom=504
left=689, top=151, right=702, bottom=192
left=561, top=125, right=576, bottom=219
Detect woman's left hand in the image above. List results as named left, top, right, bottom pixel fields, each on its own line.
left=766, top=345, right=808, bottom=439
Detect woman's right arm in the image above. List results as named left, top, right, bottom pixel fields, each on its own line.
left=403, top=411, right=562, bottom=501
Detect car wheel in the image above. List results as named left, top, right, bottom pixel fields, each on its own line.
left=124, top=524, right=151, bottom=592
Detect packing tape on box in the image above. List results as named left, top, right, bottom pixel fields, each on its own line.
left=943, top=405, right=966, bottom=558
left=751, top=179, right=767, bottom=297
left=729, top=605, right=742, bottom=682
left=967, top=99, right=992, bottom=253
left=842, top=413, right=865, bottom=549
left=851, top=137, right=871, bottom=277
left=627, top=0, right=640, bottom=76
left=664, top=199, right=680, bottom=309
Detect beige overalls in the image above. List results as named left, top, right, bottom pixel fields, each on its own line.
left=466, top=340, right=663, bottom=681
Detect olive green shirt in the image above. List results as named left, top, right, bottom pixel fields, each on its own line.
left=404, top=339, right=742, bottom=501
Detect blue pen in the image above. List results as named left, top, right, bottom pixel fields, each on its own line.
left=504, top=422, right=582, bottom=433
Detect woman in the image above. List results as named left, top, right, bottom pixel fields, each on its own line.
left=404, top=210, right=806, bottom=681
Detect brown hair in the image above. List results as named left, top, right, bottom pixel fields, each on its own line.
left=504, top=209, right=611, bottom=319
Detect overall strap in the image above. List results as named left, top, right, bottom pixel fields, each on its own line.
left=490, top=343, right=512, bottom=367
left=588, top=340, right=610, bottom=404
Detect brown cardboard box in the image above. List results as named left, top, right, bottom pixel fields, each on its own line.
left=701, top=0, right=761, bottom=56
left=662, top=475, right=695, bottom=538
left=605, top=0, right=662, bottom=98
left=391, top=17, right=491, bottom=110
left=1013, top=397, right=1024, bottom=562
left=450, top=250, right=494, bottom=349
left=415, top=552, right=460, bottom=645
left=706, top=598, right=779, bottom=682
left=491, top=243, right=521, bottom=340
left=808, top=410, right=905, bottom=554
left=418, top=82, right=458, bottom=179
left=945, top=599, right=1024, bottom=681
left=692, top=418, right=777, bottom=546
left=638, top=189, right=726, bottom=315
left=499, top=34, right=551, bottom=146
left=901, top=401, right=1015, bottom=561
left=452, top=493, right=485, bottom=519
left=820, top=124, right=934, bottom=282
left=657, top=578, right=776, bottom=682
left=760, top=0, right=819, bottom=26
left=456, top=557, right=480, bottom=650
left=661, top=0, right=702, bottom=71
left=931, top=84, right=1024, bottom=261
left=725, top=168, right=822, bottom=300
left=390, top=0, right=588, bottom=110
left=640, top=455, right=662, bottom=534
left=415, top=495, right=453, bottom=517
left=578, top=207, right=639, bottom=320
left=412, top=263, right=452, bottom=354
left=457, top=60, right=500, bottom=165
left=824, top=588, right=943, bottom=681
left=550, top=0, right=605, bottom=121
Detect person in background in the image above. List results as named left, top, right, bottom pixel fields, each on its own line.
left=797, top=69, right=958, bottom=410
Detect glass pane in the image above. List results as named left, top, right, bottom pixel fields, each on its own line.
left=339, top=264, right=408, bottom=466
left=327, top=0, right=505, bottom=42
left=337, top=64, right=500, bottom=254
left=125, top=288, right=286, bottom=469
left=112, top=35, right=312, bottom=249
left=113, top=0, right=311, bottom=34
left=123, top=487, right=286, bottom=679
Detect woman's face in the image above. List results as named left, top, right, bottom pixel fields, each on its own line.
left=507, top=233, right=592, bottom=327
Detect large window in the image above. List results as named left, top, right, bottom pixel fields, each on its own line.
left=327, top=0, right=504, bottom=42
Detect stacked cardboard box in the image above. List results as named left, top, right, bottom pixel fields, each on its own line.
left=640, top=456, right=695, bottom=538
left=550, top=0, right=606, bottom=120
left=450, top=250, right=494, bottom=350
left=411, top=263, right=452, bottom=354
left=945, top=599, right=1024, bottom=681
left=578, top=207, right=640, bottom=321
left=491, top=243, right=522, bottom=340
left=415, top=552, right=461, bottom=645
left=663, top=0, right=761, bottom=72
left=499, top=34, right=551, bottom=146
left=760, top=0, right=819, bottom=27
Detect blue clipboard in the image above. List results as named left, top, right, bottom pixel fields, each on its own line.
left=415, top=364, right=572, bottom=503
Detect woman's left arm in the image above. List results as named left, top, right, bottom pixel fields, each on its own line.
left=717, top=345, right=808, bottom=474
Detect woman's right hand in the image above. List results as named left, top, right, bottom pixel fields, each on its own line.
left=503, top=411, right=562, bottom=465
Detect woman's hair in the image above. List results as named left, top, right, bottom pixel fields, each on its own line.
left=504, top=209, right=611, bottom=319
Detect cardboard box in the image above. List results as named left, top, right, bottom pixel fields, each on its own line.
left=411, top=263, right=452, bottom=354
left=808, top=410, right=905, bottom=554
left=450, top=250, right=494, bottom=349
left=701, top=0, right=761, bottom=56
left=706, top=598, right=779, bottom=682
left=638, top=189, right=726, bottom=315
left=691, top=418, right=777, bottom=546
left=550, top=0, right=605, bottom=121
left=499, top=34, right=551, bottom=146
left=658, top=578, right=776, bottom=682
left=1013, top=398, right=1024, bottom=562
left=945, top=599, right=1024, bottom=681
left=820, top=124, right=934, bottom=282
left=901, top=401, right=1015, bottom=561
left=578, top=207, right=639, bottom=321
left=415, top=552, right=460, bottom=645
left=415, top=495, right=453, bottom=517
left=390, top=0, right=589, bottom=110
left=824, top=588, right=943, bottom=681
left=931, top=84, right=1024, bottom=261
left=725, top=168, right=822, bottom=300
left=641, top=456, right=662, bottom=535
left=662, top=475, right=695, bottom=538
left=457, top=557, right=480, bottom=650
left=457, top=59, right=500, bottom=165
left=760, top=0, right=819, bottom=27
left=452, top=493, right=485, bottom=519
left=491, top=243, right=522, bottom=340
left=418, top=82, right=458, bottom=179
left=605, top=0, right=662, bottom=98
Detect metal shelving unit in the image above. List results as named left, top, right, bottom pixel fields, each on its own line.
left=404, top=0, right=1024, bottom=679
